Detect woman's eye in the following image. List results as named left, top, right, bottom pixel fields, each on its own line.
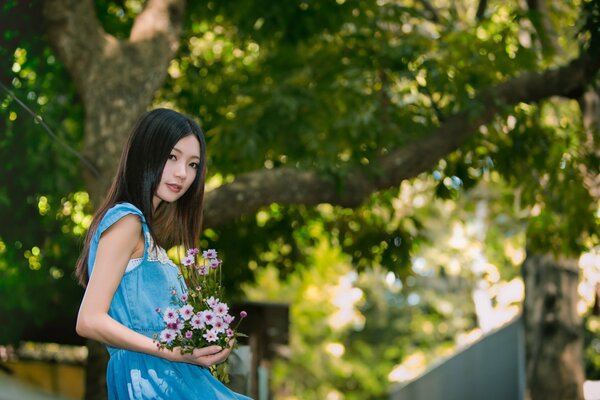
left=168, top=154, right=177, bottom=161
left=189, top=162, right=199, bottom=170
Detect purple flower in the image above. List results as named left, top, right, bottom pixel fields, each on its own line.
left=223, top=314, right=234, bottom=325
left=166, top=322, right=178, bottom=330
left=201, top=310, right=216, bottom=325
left=163, top=307, right=178, bottom=323
left=159, top=329, right=177, bottom=343
left=155, top=308, right=161, bottom=313
left=191, top=314, right=205, bottom=330
left=182, top=255, right=195, bottom=266
left=206, top=296, right=220, bottom=308
left=240, top=311, right=247, bottom=318
left=197, top=265, right=208, bottom=276
left=202, top=249, right=218, bottom=259
left=187, top=248, right=199, bottom=256
left=208, top=259, right=221, bottom=269
left=213, top=302, right=229, bottom=317
left=213, top=318, right=226, bottom=333
left=203, top=329, right=218, bottom=343
left=179, top=304, right=194, bottom=321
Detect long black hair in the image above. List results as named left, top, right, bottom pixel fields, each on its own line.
left=75, top=108, right=207, bottom=287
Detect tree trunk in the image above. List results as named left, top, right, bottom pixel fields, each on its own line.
left=42, top=1, right=186, bottom=398
left=522, top=252, right=584, bottom=400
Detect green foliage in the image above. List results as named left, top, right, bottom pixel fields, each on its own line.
left=585, top=314, right=600, bottom=379
left=0, top=5, right=86, bottom=343
left=1, top=0, right=600, bottom=395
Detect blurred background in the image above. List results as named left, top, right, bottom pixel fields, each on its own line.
left=1, top=0, right=600, bottom=399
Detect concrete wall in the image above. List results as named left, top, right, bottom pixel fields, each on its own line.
left=390, top=317, right=525, bottom=400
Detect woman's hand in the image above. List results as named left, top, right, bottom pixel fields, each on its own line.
left=171, top=345, right=232, bottom=367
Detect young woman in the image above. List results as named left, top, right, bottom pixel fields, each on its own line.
left=75, top=108, right=250, bottom=399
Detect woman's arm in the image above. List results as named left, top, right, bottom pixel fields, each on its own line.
left=76, top=215, right=231, bottom=367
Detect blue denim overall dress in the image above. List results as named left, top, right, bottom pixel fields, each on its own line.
left=88, top=203, right=250, bottom=399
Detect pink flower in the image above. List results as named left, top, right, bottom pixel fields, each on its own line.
left=201, top=310, right=216, bottom=325
left=226, top=329, right=234, bottom=338
left=191, top=314, right=205, bottom=329
left=171, top=289, right=178, bottom=296
left=208, top=259, right=221, bottom=269
left=203, top=329, right=218, bottom=343
left=202, top=249, right=218, bottom=259
left=213, top=302, right=229, bottom=317
left=181, top=294, right=188, bottom=302
left=179, top=304, right=194, bottom=321
left=159, top=329, right=177, bottom=343
left=223, top=314, right=234, bottom=325
left=185, top=331, right=193, bottom=340
left=166, top=322, right=177, bottom=330
left=240, top=311, right=247, bottom=318
left=187, top=248, right=199, bottom=256
left=198, top=265, right=208, bottom=276
left=163, top=307, right=178, bottom=324
left=155, top=308, right=161, bottom=313
left=213, top=318, right=226, bottom=333
left=182, top=255, right=195, bottom=266
left=206, top=296, right=220, bottom=308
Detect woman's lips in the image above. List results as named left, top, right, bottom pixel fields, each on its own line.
left=166, top=183, right=182, bottom=193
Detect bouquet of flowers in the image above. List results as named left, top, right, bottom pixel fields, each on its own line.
left=154, top=248, right=247, bottom=382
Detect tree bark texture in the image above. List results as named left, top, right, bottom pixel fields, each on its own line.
left=42, top=1, right=185, bottom=398
left=43, top=0, right=185, bottom=202
left=525, top=0, right=560, bottom=58
left=577, top=88, right=600, bottom=200
left=522, top=253, right=584, bottom=400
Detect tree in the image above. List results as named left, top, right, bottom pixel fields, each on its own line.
left=1, top=0, right=598, bottom=398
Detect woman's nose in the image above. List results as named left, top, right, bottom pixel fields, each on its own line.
left=174, top=162, right=187, bottom=179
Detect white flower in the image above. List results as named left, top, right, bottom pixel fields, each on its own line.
left=213, top=302, right=229, bottom=317
left=203, top=329, right=218, bottom=342
left=160, top=329, right=177, bottom=343
left=198, top=265, right=208, bottom=276
left=213, top=318, right=226, bottom=333
left=163, top=307, right=178, bottom=324
left=179, top=304, right=194, bottom=321
left=206, top=296, right=220, bottom=308
left=200, top=310, right=216, bottom=325
left=191, top=314, right=205, bottom=329
left=202, top=249, right=218, bottom=259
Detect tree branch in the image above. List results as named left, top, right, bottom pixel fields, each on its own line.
left=476, top=0, right=487, bottom=21
left=42, top=0, right=106, bottom=94
left=203, top=53, right=600, bottom=228
left=130, top=0, right=185, bottom=53
left=417, top=0, right=440, bottom=23
left=526, top=0, right=560, bottom=58
left=43, top=0, right=188, bottom=202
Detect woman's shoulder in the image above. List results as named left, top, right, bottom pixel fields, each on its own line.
left=98, top=202, right=147, bottom=234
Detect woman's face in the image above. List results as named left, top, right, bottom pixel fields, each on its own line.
left=153, top=135, right=201, bottom=209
